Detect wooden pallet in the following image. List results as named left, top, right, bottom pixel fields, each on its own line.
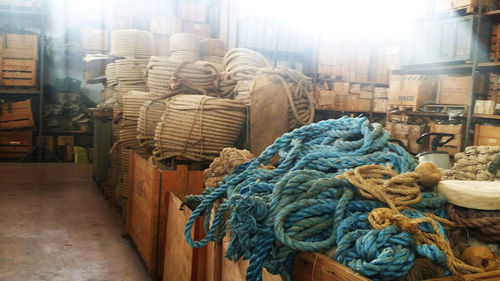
left=0, top=99, right=35, bottom=130
left=423, top=104, right=468, bottom=114
left=1, top=59, right=37, bottom=87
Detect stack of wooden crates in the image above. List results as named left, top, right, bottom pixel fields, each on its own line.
left=0, top=99, right=35, bottom=159
left=0, top=33, right=38, bottom=88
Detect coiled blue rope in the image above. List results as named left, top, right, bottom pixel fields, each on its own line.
left=184, top=117, right=449, bottom=281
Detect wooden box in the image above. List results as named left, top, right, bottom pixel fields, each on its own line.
left=0, top=99, right=34, bottom=130
left=81, top=28, right=109, bottom=52
left=3, top=34, right=38, bottom=60
left=436, top=75, right=485, bottom=105
left=162, top=192, right=206, bottom=281
left=182, top=21, right=210, bottom=39
left=126, top=152, right=204, bottom=277
left=1, top=59, right=37, bottom=87
left=57, top=135, right=74, bottom=161
left=386, top=122, right=427, bottom=154
left=347, top=94, right=371, bottom=112
left=429, top=123, right=463, bottom=155
left=0, top=130, right=32, bottom=158
left=334, top=94, right=349, bottom=111
left=388, top=75, right=435, bottom=110
left=474, top=124, right=500, bottom=146
left=474, top=100, right=497, bottom=115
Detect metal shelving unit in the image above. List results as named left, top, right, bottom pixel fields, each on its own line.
left=0, top=2, right=49, bottom=162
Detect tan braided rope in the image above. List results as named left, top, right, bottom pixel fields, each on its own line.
left=442, top=146, right=500, bottom=180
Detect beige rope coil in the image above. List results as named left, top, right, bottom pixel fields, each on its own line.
left=145, top=57, right=217, bottom=98
left=137, top=100, right=166, bottom=147
left=256, top=66, right=315, bottom=129
left=442, top=146, right=500, bottom=181
left=203, top=148, right=255, bottom=188
left=153, top=95, right=247, bottom=161
left=122, top=91, right=151, bottom=121
left=110, top=29, right=153, bottom=58
left=105, top=63, right=118, bottom=87
left=114, top=58, right=149, bottom=84
left=224, top=48, right=270, bottom=81
left=169, top=33, right=201, bottom=63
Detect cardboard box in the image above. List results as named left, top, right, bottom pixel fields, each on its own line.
left=387, top=123, right=428, bottom=154
left=333, top=82, right=350, bottom=95
left=474, top=100, right=497, bottom=115
left=150, top=16, right=182, bottom=35
left=437, top=75, right=486, bottom=105
left=347, top=94, right=370, bottom=112
left=374, top=87, right=388, bottom=98
left=350, top=83, right=361, bottom=94
left=430, top=123, right=463, bottom=155
left=388, top=75, right=435, bottom=108
left=179, top=1, right=206, bottom=22
left=82, top=28, right=109, bottom=52
left=474, top=124, right=500, bottom=146
left=3, top=34, right=38, bottom=60
left=182, top=21, right=210, bottom=38
left=359, top=90, right=372, bottom=99
left=373, top=98, right=388, bottom=113
left=334, top=94, right=348, bottom=111
left=315, top=90, right=336, bottom=109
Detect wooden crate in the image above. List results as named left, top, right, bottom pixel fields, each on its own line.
left=388, top=75, right=435, bottom=111
left=373, top=98, right=388, bottom=113
left=429, top=123, right=463, bottom=155
left=0, top=99, right=35, bottom=130
left=386, top=122, right=427, bottom=154
left=291, top=253, right=500, bottom=281
left=3, top=34, right=38, bottom=60
left=0, top=129, right=32, bottom=158
left=162, top=192, right=206, bottom=281
left=1, top=59, right=37, bottom=87
left=346, top=94, right=370, bottom=112
left=474, top=124, right=500, bottom=146
left=334, top=94, right=349, bottom=111
left=315, top=90, right=336, bottom=110
left=126, top=151, right=204, bottom=277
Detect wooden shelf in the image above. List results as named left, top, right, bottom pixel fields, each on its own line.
left=394, top=62, right=500, bottom=74
left=393, top=111, right=500, bottom=120
left=42, top=131, right=92, bottom=134
left=485, top=9, right=500, bottom=21
left=0, top=89, right=40, bottom=94
left=473, top=114, right=500, bottom=120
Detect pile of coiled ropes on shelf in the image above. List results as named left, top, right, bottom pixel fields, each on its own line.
left=183, top=117, right=483, bottom=281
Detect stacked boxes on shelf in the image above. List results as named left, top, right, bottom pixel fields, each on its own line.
left=1, top=34, right=38, bottom=88
left=179, top=1, right=210, bottom=38
left=388, top=75, right=435, bottom=111
left=373, top=87, right=389, bottom=112
left=436, top=74, right=486, bottom=106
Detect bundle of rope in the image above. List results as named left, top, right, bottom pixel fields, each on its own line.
left=114, top=58, right=149, bottom=84
left=224, top=48, right=269, bottom=81
left=447, top=204, right=500, bottom=243
left=203, top=148, right=255, bottom=188
left=105, top=62, right=117, bottom=88
left=137, top=100, right=166, bottom=147
left=110, top=29, right=153, bottom=58
left=257, top=66, right=315, bottom=129
left=183, top=117, right=430, bottom=281
left=145, top=57, right=217, bottom=98
left=169, top=33, right=200, bottom=63
left=442, top=146, right=500, bottom=181
left=152, top=95, right=247, bottom=161
left=122, top=91, right=151, bottom=122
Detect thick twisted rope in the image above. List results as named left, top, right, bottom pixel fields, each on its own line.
left=443, top=146, right=500, bottom=181
left=447, top=204, right=500, bottom=243
left=184, top=117, right=430, bottom=281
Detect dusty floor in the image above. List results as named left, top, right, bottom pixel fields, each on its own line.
left=0, top=163, right=151, bottom=281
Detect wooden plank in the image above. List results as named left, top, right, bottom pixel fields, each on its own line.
left=126, top=151, right=163, bottom=276
left=292, top=253, right=371, bottom=281
left=426, top=270, right=500, bottom=280
left=163, top=192, right=206, bottom=281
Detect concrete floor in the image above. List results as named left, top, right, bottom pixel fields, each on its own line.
left=0, top=163, right=152, bottom=281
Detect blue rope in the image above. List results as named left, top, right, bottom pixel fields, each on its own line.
left=184, top=117, right=449, bottom=281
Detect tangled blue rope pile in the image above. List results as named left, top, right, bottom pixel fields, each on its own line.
left=184, top=117, right=450, bottom=281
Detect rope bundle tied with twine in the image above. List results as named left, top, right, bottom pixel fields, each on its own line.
left=153, top=95, right=247, bottom=161
left=203, top=148, right=255, bottom=188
